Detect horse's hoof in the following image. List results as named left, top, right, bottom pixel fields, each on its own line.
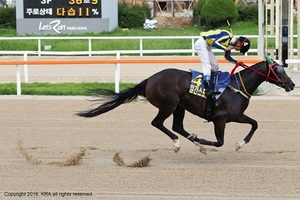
left=173, top=139, right=181, bottom=153
left=173, top=146, right=180, bottom=153
left=193, top=142, right=207, bottom=155
left=236, top=141, right=246, bottom=151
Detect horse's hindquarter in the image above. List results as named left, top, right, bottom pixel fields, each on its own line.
left=145, top=69, right=193, bottom=108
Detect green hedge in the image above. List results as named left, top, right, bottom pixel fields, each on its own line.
left=193, top=1, right=258, bottom=28
left=237, top=4, right=258, bottom=22
left=118, top=3, right=151, bottom=29
left=0, top=7, right=16, bottom=28
left=201, top=0, right=238, bottom=28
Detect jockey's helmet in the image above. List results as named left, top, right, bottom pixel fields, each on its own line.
left=237, top=36, right=250, bottom=54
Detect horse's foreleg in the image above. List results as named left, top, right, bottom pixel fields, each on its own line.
left=235, top=114, right=258, bottom=151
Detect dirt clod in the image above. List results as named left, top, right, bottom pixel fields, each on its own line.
left=113, top=152, right=151, bottom=167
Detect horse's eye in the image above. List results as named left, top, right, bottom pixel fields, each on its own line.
left=274, top=65, right=284, bottom=74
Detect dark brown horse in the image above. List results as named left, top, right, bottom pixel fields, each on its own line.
left=78, top=57, right=295, bottom=154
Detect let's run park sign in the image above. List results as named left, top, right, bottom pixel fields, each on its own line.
left=17, top=0, right=118, bottom=34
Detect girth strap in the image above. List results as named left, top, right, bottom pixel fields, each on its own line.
left=228, top=85, right=250, bottom=99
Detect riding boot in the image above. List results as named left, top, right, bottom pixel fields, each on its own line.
left=204, top=80, right=213, bottom=96
left=211, top=71, right=218, bottom=77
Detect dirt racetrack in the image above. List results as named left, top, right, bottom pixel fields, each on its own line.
left=0, top=95, right=300, bottom=200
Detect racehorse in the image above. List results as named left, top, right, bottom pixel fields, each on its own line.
left=77, top=56, right=295, bottom=154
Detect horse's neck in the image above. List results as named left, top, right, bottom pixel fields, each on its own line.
left=233, top=63, right=267, bottom=95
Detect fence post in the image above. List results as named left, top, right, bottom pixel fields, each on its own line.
left=24, top=52, right=29, bottom=83
left=115, top=52, right=121, bottom=93
left=16, top=65, right=21, bottom=95
left=88, top=38, right=92, bottom=57
left=140, top=38, right=143, bottom=57
left=38, top=39, right=41, bottom=57
left=192, top=38, right=195, bottom=56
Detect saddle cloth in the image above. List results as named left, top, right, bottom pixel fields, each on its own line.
left=189, top=70, right=231, bottom=99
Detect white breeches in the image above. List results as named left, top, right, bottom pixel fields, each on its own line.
left=194, top=37, right=219, bottom=77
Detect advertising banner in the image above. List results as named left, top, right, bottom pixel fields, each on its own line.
left=17, top=0, right=117, bottom=34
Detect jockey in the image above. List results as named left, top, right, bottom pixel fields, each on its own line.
left=194, top=29, right=250, bottom=96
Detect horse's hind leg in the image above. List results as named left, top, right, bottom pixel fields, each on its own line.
left=151, top=107, right=182, bottom=153
left=191, top=119, right=226, bottom=148
left=172, top=106, right=207, bottom=154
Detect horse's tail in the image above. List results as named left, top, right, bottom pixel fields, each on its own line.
left=77, top=79, right=148, bottom=118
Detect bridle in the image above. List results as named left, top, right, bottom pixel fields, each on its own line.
left=228, top=61, right=285, bottom=99
left=230, top=61, right=284, bottom=86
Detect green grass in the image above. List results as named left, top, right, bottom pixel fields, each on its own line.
left=0, top=82, right=136, bottom=96
left=0, top=82, right=261, bottom=96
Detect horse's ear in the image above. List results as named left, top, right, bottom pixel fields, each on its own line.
left=265, top=55, right=274, bottom=64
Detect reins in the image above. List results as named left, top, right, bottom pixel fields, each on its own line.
left=230, top=61, right=283, bottom=84
left=229, top=61, right=283, bottom=98
left=230, top=62, right=282, bottom=83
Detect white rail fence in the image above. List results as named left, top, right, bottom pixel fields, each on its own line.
left=0, top=35, right=289, bottom=57
left=1, top=35, right=299, bottom=69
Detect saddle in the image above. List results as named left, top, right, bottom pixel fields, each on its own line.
left=189, top=70, right=231, bottom=121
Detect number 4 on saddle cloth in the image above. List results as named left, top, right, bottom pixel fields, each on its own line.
left=189, top=70, right=231, bottom=99
left=189, top=70, right=231, bottom=120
